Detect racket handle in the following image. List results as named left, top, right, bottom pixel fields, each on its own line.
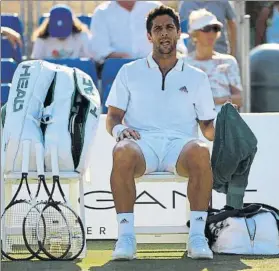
left=35, top=143, right=45, bottom=176
left=51, top=145, right=59, bottom=176
left=22, top=140, right=31, bottom=174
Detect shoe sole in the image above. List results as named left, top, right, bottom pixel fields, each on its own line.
left=187, top=252, right=213, bottom=260
left=112, top=254, right=136, bottom=261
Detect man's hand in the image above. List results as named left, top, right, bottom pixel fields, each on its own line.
left=1, top=27, right=23, bottom=48
left=117, top=128, right=141, bottom=142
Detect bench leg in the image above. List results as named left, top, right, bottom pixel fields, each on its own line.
left=78, top=175, right=87, bottom=258
left=2, top=181, right=13, bottom=254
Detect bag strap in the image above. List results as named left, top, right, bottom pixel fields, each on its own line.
left=207, top=204, right=263, bottom=224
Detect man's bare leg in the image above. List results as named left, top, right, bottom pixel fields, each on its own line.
left=111, top=140, right=146, bottom=213
left=110, top=140, right=146, bottom=260
left=176, top=140, right=213, bottom=259
left=176, top=140, right=212, bottom=210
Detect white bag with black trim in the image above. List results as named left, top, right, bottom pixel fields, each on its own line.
left=206, top=204, right=279, bottom=255
left=2, top=59, right=101, bottom=177
left=44, top=66, right=101, bottom=173
left=1, top=60, right=56, bottom=173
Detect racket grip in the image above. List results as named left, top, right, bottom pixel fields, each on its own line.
left=22, top=140, right=31, bottom=174
left=51, top=145, right=59, bottom=176
left=35, top=143, right=45, bottom=176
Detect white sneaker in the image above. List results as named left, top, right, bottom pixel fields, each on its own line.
left=112, top=235, right=137, bottom=261
left=187, top=235, right=213, bottom=259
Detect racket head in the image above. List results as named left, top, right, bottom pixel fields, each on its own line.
left=1, top=200, right=35, bottom=261
left=36, top=202, right=72, bottom=260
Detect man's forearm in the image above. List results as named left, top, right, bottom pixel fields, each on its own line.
left=231, top=93, right=243, bottom=108
left=106, top=52, right=131, bottom=59
left=255, top=21, right=266, bottom=46
left=227, top=20, right=236, bottom=56
left=199, top=120, right=215, bottom=141
left=106, top=114, right=123, bottom=136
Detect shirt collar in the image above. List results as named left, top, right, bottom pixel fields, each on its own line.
left=146, top=53, right=184, bottom=72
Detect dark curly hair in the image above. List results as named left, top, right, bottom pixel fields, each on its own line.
left=146, top=5, right=180, bottom=35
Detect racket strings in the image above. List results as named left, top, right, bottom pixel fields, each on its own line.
left=38, top=205, right=71, bottom=259
left=2, top=202, right=33, bottom=259
left=58, top=205, right=85, bottom=259
left=23, top=202, right=47, bottom=257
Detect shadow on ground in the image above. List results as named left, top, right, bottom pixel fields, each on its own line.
left=90, top=253, right=253, bottom=271
left=2, top=261, right=82, bottom=271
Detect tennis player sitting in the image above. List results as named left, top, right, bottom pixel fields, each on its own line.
left=106, top=5, right=216, bottom=261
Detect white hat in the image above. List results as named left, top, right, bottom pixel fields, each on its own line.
left=188, top=13, right=223, bottom=34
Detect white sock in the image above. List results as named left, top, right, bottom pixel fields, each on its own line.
left=117, top=213, right=135, bottom=237
left=189, top=211, right=208, bottom=238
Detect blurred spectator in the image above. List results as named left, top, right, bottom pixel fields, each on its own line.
left=255, top=1, right=279, bottom=46
left=179, top=0, right=236, bottom=56
left=89, top=1, right=187, bottom=63
left=1, top=26, right=23, bottom=48
left=185, top=9, right=242, bottom=112
left=246, top=1, right=271, bottom=48
left=31, top=4, right=92, bottom=59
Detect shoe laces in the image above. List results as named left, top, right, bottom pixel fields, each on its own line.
left=189, top=235, right=209, bottom=248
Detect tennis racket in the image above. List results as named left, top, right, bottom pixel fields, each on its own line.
left=22, top=143, right=52, bottom=260
left=36, top=145, right=85, bottom=260
left=1, top=140, right=35, bottom=260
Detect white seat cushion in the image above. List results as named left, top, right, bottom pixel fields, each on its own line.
left=136, top=171, right=188, bottom=183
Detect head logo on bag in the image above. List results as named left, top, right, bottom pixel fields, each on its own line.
left=13, top=65, right=31, bottom=112
left=82, top=77, right=94, bottom=94
left=82, top=77, right=99, bottom=119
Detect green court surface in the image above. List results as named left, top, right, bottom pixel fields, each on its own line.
left=2, top=241, right=279, bottom=271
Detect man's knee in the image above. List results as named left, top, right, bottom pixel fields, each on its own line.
left=187, top=141, right=210, bottom=165
left=113, top=140, right=141, bottom=167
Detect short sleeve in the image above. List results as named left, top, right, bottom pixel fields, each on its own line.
left=194, top=72, right=217, bottom=120
left=227, top=57, right=243, bottom=91
left=225, top=1, right=236, bottom=20
left=31, top=38, right=45, bottom=59
left=105, top=65, right=130, bottom=111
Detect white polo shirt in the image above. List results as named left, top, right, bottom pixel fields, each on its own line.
left=106, top=54, right=217, bottom=138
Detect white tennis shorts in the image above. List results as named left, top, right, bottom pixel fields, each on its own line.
left=131, top=132, right=196, bottom=175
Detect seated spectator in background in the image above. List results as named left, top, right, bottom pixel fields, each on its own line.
left=255, top=1, right=279, bottom=46
left=1, top=26, right=23, bottom=48
left=179, top=0, right=236, bottom=56
left=185, top=9, right=242, bottom=112
left=246, top=1, right=271, bottom=48
left=31, top=4, right=92, bottom=59
left=90, top=0, right=187, bottom=63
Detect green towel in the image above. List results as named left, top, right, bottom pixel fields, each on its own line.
left=211, top=103, right=258, bottom=209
